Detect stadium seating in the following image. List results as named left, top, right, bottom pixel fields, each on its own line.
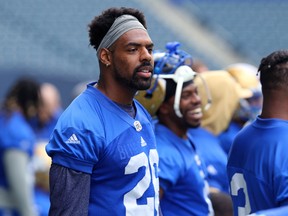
left=1, top=0, right=287, bottom=107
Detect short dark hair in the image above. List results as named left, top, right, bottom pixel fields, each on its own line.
left=258, top=50, right=288, bottom=90
left=3, top=77, right=41, bottom=119
left=88, top=7, right=147, bottom=50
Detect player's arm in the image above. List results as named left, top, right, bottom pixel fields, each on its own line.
left=49, top=163, right=90, bottom=216
left=4, top=149, right=38, bottom=216
left=209, top=190, right=233, bottom=216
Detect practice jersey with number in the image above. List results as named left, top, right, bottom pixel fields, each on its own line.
left=46, top=83, right=160, bottom=216
left=189, top=127, right=229, bottom=194
left=155, top=124, right=214, bottom=216
left=227, top=117, right=288, bottom=216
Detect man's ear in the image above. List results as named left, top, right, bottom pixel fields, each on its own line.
left=99, top=48, right=112, bottom=66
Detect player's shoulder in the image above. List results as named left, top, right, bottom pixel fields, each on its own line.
left=4, top=111, right=34, bottom=138
left=56, top=96, right=105, bottom=134
left=155, top=124, right=182, bottom=151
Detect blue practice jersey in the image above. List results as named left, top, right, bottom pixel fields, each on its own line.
left=189, top=127, right=229, bottom=194
left=0, top=111, right=36, bottom=215
left=46, top=83, right=160, bottom=216
left=155, top=124, right=214, bottom=216
left=227, top=117, right=288, bottom=216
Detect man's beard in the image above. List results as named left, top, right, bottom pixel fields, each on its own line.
left=183, top=116, right=201, bottom=129
left=114, top=66, right=153, bottom=91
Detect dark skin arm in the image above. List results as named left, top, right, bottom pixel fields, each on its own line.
left=209, top=189, right=233, bottom=216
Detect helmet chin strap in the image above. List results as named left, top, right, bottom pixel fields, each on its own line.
left=173, top=76, right=184, bottom=118
left=174, top=73, right=213, bottom=117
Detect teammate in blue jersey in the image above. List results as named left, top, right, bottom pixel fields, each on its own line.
left=189, top=126, right=233, bottom=216
left=189, top=127, right=229, bottom=194
left=227, top=49, right=288, bottom=216
left=46, top=7, right=160, bottom=216
left=136, top=42, right=214, bottom=216
left=0, top=78, right=41, bottom=216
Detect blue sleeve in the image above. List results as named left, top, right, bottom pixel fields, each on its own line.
left=46, top=126, right=104, bottom=174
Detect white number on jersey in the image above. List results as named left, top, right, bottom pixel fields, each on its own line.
left=203, top=180, right=215, bottom=216
left=230, top=173, right=251, bottom=215
left=124, top=149, right=159, bottom=216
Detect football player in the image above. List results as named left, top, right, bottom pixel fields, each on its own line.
left=46, top=7, right=160, bottom=215
left=136, top=41, right=215, bottom=216
left=227, top=50, right=288, bottom=215
left=0, top=78, right=41, bottom=216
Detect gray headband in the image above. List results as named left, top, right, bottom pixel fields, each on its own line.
left=96, top=14, right=147, bottom=58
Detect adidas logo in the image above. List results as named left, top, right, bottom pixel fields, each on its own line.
left=140, top=136, right=147, bottom=147
left=65, top=134, right=81, bottom=144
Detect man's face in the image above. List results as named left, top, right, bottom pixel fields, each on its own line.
left=167, top=82, right=203, bottom=128
left=180, top=83, right=203, bottom=127
left=109, top=29, right=154, bottom=91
